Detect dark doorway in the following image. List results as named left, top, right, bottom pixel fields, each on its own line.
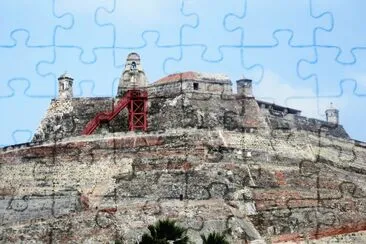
left=193, top=82, right=199, bottom=90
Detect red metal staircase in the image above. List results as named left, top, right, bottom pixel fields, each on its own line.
left=81, top=89, right=148, bottom=135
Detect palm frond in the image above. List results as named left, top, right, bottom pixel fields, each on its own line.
left=138, top=219, right=189, bottom=244
left=201, top=231, right=229, bottom=244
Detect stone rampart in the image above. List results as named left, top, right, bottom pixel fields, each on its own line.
left=1, top=129, right=366, bottom=243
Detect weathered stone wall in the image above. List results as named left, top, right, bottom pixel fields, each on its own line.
left=32, top=97, right=130, bottom=142
left=32, top=92, right=268, bottom=143
left=148, top=93, right=267, bottom=132
left=32, top=89, right=349, bottom=145
left=263, top=109, right=350, bottom=139
left=147, top=79, right=232, bottom=96
left=1, top=129, right=366, bottom=243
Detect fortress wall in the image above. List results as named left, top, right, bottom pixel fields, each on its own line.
left=1, top=130, right=366, bottom=243
left=147, top=80, right=183, bottom=97
left=31, top=88, right=348, bottom=149
left=32, top=98, right=115, bottom=142
left=264, top=109, right=349, bottom=139
left=147, top=79, right=232, bottom=97
left=33, top=92, right=262, bottom=143
left=148, top=94, right=267, bottom=132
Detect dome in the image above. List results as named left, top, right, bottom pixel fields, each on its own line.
left=126, top=52, right=141, bottom=62
left=58, top=72, right=73, bottom=80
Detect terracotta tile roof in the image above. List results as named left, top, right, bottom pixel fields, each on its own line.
left=154, top=71, right=197, bottom=85
left=153, top=71, right=230, bottom=85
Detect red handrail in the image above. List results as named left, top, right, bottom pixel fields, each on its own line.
left=81, top=90, right=148, bottom=135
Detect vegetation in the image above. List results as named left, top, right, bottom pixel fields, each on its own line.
left=201, top=232, right=229, bottom=244
left=138, top=219, right=230, bottom=244
left=138, top=219, right=189, bottom=244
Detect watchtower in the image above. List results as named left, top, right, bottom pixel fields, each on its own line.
left=58, top=72, right=73, bottom=99
left=236, top=78, right=253, bottom=97
left=117, top=53, right=148, bottom=96
left=325, top=102, right=339, bottom=124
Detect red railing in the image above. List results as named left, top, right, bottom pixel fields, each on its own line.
left=81, top=90, right=148, bottom=135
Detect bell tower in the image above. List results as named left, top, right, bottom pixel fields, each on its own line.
left=117, top=53, right=148, bottom=97
left=58, top=72, right=73, bottom=99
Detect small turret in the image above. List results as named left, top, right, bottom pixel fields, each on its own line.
left=236, top=77, right=253, bottom=97
left=325, top=102, right=339, bottom=125
left=117, top=53, right=148, bottom=96
left=58, top=72, right=73, bottom=99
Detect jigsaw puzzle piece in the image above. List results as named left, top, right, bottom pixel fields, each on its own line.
left=96, top=0, right=196, bottom=48
left=286, top=81, right=366, bottom=141
left=0, top=0, right=72, bottom=46
left=54, top=0, right=114, bottom=62
left=312, top=0, right=366, bottom=63
left=76, top=80, right=97, bottom=97
left=0, top=32, right=56, bottom=97
left=316, top=180, right=366, bottom=224
left=317, top=129, right=357, bottom=171
left=241, top=32, right=317, bottom=107
left=298, top=47, right=366, bottom=96
left=225, top=0, right=331, bottom=46
left=0, top=80, right=49, bottom=146
left=11, top=130, right=33, bottom=145
left=181, top=0, right=243, bottom=61
left=164, top=45, right=258, bottom=86
left=38, top=47, right=119, bottom=97
left=113, top=32, right=181, bottom=87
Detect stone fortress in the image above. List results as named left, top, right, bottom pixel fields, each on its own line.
left=32, top=52, right=347, bottom=142
left=0, top=53, right=366, bottom=243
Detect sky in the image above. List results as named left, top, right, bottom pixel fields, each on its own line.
left=0, top=0, right=365, bottom=146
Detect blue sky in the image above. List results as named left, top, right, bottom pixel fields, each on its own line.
left=1, top=0, right=365, bottom=146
